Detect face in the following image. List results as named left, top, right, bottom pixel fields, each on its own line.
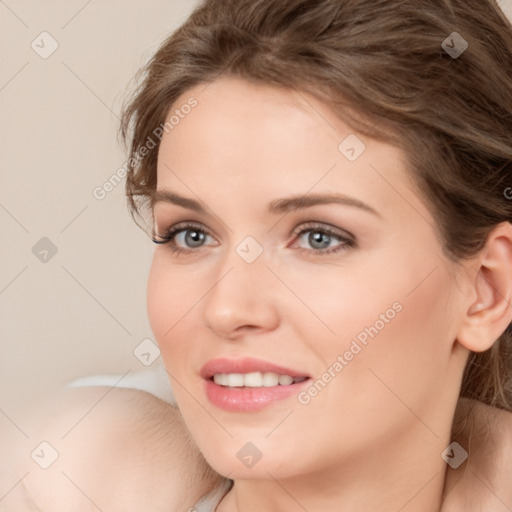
left=147, top=76, right=467, bottom=480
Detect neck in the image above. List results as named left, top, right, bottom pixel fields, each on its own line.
left=217, top=423, right=450, bottom=512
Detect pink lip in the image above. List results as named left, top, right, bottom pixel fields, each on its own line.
left=200, top=357, right=311, bottom=412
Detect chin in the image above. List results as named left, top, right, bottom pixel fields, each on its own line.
left=196, top=439, right=305, bottom=480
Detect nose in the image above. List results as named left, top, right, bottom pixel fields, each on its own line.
left=202, top=248, right=280, bottom=340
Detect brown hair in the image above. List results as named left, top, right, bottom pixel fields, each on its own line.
left=120, top=0, right=512, bottom=410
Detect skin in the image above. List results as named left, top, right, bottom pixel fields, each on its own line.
left=1, top=391, right=511, bottom=511
left=0, top=386, right=224, bottom=512
left=1, top=76, right=511, bottom=511
left=147, top=76, right=512, bottom=512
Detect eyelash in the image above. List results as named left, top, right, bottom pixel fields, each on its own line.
left=151, top=221, right=355, bottom=257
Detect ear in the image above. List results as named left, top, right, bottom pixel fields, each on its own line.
left=456, top=221, right=512, bottom=353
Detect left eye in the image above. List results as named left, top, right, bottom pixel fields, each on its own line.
left=292, top=226, right=352, bottom=254
left=298, top=230, right=340, bottom=249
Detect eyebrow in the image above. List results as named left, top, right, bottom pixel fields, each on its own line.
left=151, top=190, right=381, bottom=217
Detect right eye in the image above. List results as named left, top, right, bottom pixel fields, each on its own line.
left=152, top=222, right=217, bottom=255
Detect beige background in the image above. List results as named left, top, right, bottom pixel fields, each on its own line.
left=0, top=0, right=202, bottom=427
left=1, top=0, right=512, bottom=430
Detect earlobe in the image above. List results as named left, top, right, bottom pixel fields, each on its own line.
left=456, top=222, right=512, bottom=353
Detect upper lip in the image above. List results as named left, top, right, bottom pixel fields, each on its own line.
left=200, top=357, right=310, bottom=379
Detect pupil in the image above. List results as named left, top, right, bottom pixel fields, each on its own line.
left=309, top=231, right=330, bottom=249
left=186, top=230, right=205, bottom=247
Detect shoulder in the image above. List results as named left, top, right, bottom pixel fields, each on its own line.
left=1, top=386, right=223, bottom=511
left=442, top=399, right=512, bottom=511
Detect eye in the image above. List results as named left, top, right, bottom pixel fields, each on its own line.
left=290, top=222, right=354, bottom=255
left=152, top=221, right=355, bottom=257
left=152, top=222, right=216, bottom=254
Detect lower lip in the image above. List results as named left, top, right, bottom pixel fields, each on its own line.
left=204, top=378, right=311, bottom=412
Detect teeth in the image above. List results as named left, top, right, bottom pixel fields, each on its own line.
left=212, top=372, right=306, bottom=387
left=278, top=375, right=294, bottom=385
left=227, top=373, right=244, bottom=387
left=244, top=372, right=263, bottom=387
left=262, top=372, right=279, bottom=387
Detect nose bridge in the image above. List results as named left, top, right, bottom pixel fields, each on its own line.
left=202, top=236, right=279, bottom=335
left=209, top=238, right=268, bottom=304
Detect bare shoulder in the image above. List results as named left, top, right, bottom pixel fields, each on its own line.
left=1, top=386, right=224, bottom=512
left=442, top=399, right=512, bottom=512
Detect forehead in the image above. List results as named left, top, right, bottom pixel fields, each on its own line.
left=155, top=77, right=424, bottom=222
left=159, top=77, right=341, bottom=169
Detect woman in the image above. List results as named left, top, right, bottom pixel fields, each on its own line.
left=3, top=0, right=511, bottom=510
left=122, top=0, right=512, bottom=509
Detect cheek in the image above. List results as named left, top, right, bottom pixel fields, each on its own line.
left=146, top=253, right=223, bottom=387
left=147, top=256, right=172, bottom=340
left=146, top=255, right=196, bottom=355
left=273, top=254, right=406, bottom=357
left=285, top=248, right=455, bottom=390
left=281, top=259, right=456, bottom=455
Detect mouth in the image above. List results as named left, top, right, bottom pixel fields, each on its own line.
left=200, top=358, right=311, bottom=411
left=200, top=357, right=310, bottom=383
left=211, top=371, right=308, bottom=388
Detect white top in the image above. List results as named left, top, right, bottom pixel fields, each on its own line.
left=191, top=478, right=234, bottom=511
left=67, top=363, right=234, bottom=511
left=67, top=362, right=177, bottom=405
